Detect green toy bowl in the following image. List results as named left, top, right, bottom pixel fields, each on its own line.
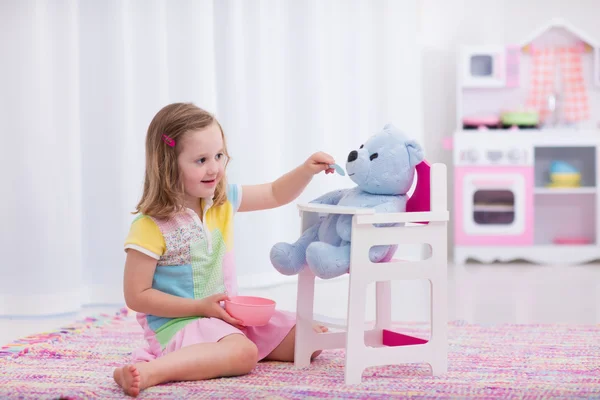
left=501, top=111, right=539, bottom=127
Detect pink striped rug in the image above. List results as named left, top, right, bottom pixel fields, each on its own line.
left=1, top=308, right=599, bottom=399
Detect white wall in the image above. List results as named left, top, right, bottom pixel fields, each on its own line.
left=4, top=1, right=599, bottom=314
left=419, top=0, right=600, bottom=257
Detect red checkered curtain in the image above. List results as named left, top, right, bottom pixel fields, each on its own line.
left=525, top=48, right=556, bottom=123
left=525, top=46, right=590, bottom=124
left=557, top=47, right=590, bottom=122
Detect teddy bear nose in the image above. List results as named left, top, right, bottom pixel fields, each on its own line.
left=347, top=150, right=358, bottom=162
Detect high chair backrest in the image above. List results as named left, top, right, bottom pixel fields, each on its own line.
left=405, top=160, right=431, bottom=221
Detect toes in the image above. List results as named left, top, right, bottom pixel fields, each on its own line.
left=130, top=367, right=141, bottom=387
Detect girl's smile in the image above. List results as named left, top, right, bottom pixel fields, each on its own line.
left=201, top=178, right=218, bottom=187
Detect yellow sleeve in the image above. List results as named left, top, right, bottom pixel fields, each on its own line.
left=124, top=216, right=166, bottom=260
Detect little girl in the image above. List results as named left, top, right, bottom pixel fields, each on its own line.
left=113, top=103, right=335, bottom=397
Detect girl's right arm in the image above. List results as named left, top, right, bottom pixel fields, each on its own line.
left=123, top=249, right=243, bottom=327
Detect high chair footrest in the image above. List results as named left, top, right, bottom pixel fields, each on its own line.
left=382, top=329, right=428, bottom=346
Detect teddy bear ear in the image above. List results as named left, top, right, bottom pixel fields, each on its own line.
left=405, top=139, right=424, bottom=167
left=383, top=123, right=396, bottom=131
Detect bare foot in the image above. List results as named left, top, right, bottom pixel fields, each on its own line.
left=113, top=365, right=142, bottom=397
left=311, top=324, right=329, bottom=359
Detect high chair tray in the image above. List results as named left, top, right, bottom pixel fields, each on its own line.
left=297, top=203, right=375, bottom=215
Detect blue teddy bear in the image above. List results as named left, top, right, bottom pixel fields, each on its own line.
left=270, top=124, right=424, bottom=279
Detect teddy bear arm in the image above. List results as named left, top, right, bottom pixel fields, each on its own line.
left=372, top=199, right=405, bottom=228
left=309, top=189, right=348, bottom=205
left=336, top=214, right=353, bottom=242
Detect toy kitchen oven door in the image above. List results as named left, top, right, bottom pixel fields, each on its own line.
left=454, top=143, right=534, bottom=246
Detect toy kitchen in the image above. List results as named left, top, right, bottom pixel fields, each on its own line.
left=447, top=18, right=600, bottom=265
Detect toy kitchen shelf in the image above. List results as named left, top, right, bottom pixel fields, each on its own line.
left=533, top=142, right=597, bottom=250
left=534, top=145, right=596, bottom=191
left=452, top=130, right=600, bottom=265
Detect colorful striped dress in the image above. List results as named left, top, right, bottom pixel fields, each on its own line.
left=124, top=184, right=295, bottom=361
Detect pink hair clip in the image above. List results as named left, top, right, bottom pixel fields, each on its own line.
left=162, top=134, right=175, bottom=147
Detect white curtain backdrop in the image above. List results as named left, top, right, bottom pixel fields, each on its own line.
left=0, top=0, right=423, bottom=316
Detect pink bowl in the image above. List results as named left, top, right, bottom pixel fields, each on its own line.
left=224, top=296, right=276, bottom=326
left=462, top=114, right=500, bottom=126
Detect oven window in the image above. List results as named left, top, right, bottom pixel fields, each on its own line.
left=473, top=190, right=514, bottom=225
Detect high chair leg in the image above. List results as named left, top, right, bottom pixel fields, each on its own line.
left=344, top=361, right=365, bottom=385
left=375, top=281, right=392, bottom=332
left=294, top=268, right=317, bottom=368
left=429, top=275, right=448, bottom=375
left=430, top=355, right=448, bottom=375
left=344, top=273, right=368, bottom=384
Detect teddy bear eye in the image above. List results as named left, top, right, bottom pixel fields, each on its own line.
left=370, top=153, right=378, bottom=161
left=360, top=145, right=364, bottom=149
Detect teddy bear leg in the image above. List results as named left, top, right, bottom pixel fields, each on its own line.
left=306, top=241, right=351, bottom=279
left=270, top=221, right=321, bottom=276
left=369, top=245, right=398, bottom=263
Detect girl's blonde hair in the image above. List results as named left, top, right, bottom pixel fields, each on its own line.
left=135, top=103, right=230, bottom=219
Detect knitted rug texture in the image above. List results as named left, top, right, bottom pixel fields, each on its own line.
left=1, top=308, right=599, bottom=399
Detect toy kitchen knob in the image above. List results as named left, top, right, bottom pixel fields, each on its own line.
left=466, top=149, right=479, bottom=162
left=507, top=148, right=522, bottom=162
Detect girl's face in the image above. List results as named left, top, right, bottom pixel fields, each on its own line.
left=178, top=122, right=227, bottom=206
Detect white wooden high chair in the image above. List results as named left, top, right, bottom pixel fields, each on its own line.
left=293, top=161, right=449, bottom=384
